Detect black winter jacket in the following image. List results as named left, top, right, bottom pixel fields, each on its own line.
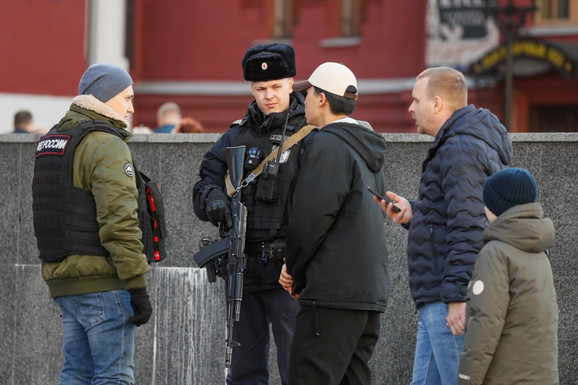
left=286, top=120, right=390, bottom=312
left=407, top=105, right=512, bottom=308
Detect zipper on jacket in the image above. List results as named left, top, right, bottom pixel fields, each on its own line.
left=312, top=301, right=321, bottom=337
left=429, top=225, right=439, bottom=273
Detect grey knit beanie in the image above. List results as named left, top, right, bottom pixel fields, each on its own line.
left=483, top=167, right=538, bottom=216
left=78, top=63, right=133, bottom=102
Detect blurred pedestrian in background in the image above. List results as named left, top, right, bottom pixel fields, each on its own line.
left=13, top=110, right=35, bottom=133
left=154, top=101, right=181, bottom=133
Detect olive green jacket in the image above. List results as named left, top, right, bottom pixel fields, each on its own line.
left=41, top=95, right=149, bottom=298
left=458, top=202, right=558, bottom=385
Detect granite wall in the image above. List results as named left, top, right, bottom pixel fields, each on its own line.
left=1, top=132, right=576, bottom=385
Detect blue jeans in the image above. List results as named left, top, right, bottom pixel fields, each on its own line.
left=411, top=302, right=465, bottom=385
left=54, top=290, right=136, bottom=385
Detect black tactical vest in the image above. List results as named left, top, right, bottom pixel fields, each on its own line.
left=233, top=114, right=307, bottom=242
left=33, top=121, right=127, bottom=262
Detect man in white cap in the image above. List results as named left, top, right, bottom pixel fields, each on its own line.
left=33, top=63, right=152, bottom=384
left=279, top=62, right=390, bottom=385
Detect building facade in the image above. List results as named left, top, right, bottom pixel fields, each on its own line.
left=1, top=0, right=577, bottom=133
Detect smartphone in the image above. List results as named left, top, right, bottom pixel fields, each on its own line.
left=367, top=186, right=401, bottom=213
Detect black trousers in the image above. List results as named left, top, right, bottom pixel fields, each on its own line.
left=288, top=305, right=381, bottom=385
left=227, top=288, right=299, bottom=385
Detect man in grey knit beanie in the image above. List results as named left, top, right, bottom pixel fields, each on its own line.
left=32, top=62, right=152, bottom=384
left=79, top=63, right=134, bottom=103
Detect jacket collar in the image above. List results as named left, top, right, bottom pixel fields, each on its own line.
left=72, top=95, right=129, bottom=127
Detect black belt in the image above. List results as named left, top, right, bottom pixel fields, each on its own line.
left=245, top=240, right=286, bottom=261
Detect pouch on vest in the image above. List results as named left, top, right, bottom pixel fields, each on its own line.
left=136, top=169, right=168, bottom=263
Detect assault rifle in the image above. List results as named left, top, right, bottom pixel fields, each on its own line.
left=193, top=145, right=247, bottom=368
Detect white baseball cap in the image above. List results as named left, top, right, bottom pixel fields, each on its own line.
left=293, top=62, right=358, bottom=100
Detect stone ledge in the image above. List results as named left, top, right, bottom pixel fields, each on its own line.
left=5, top=132, right=578, bottom=144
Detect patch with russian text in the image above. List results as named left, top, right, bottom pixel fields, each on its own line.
left=35, top=135, right=71, bottom=157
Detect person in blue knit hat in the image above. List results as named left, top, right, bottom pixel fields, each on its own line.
left=458, top=167, right=559, bottom=385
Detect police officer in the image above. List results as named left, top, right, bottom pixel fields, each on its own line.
left=193, top=44, right=310, bottom=385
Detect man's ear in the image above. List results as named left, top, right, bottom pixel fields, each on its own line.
left=319, top=92, right=327, bottom=106
left=432, top=95, right=443, bottom=114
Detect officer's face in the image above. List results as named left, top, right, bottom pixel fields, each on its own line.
left=105, top=85, right=135, bottom=120
left=250, top=78, right=294, bottom=116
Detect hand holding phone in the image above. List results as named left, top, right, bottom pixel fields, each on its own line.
left=367, top=186, right=401, bottom=213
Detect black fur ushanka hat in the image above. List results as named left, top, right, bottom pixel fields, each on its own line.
left=242, top=43, right=296, bottom=82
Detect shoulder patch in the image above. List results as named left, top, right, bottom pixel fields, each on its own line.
left=124, top=162, right=135, bottom=177
left=472, top=280, right=485, bottom=295
left=230, top=117, right=247, bottom=128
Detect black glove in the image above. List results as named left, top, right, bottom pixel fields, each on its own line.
left=205, top=188, right=233, bottom=229
left=129, top=288, right=153, bottom=326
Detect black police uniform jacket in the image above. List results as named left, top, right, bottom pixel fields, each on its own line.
left=286, top=120, right=390, bottom=312
left=193, top=92, right=310, bottom=291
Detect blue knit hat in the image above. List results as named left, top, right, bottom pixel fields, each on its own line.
left=78, top=63, right=133, bottom=103
left=483, top=168, right=538, bottom=216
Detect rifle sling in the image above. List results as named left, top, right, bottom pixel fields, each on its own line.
left=226, top=124, right=315, bottom=197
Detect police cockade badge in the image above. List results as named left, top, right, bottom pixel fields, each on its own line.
left=261, top=62, right=268, bottom=71
left=124, top=162, right=134, bottom=177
